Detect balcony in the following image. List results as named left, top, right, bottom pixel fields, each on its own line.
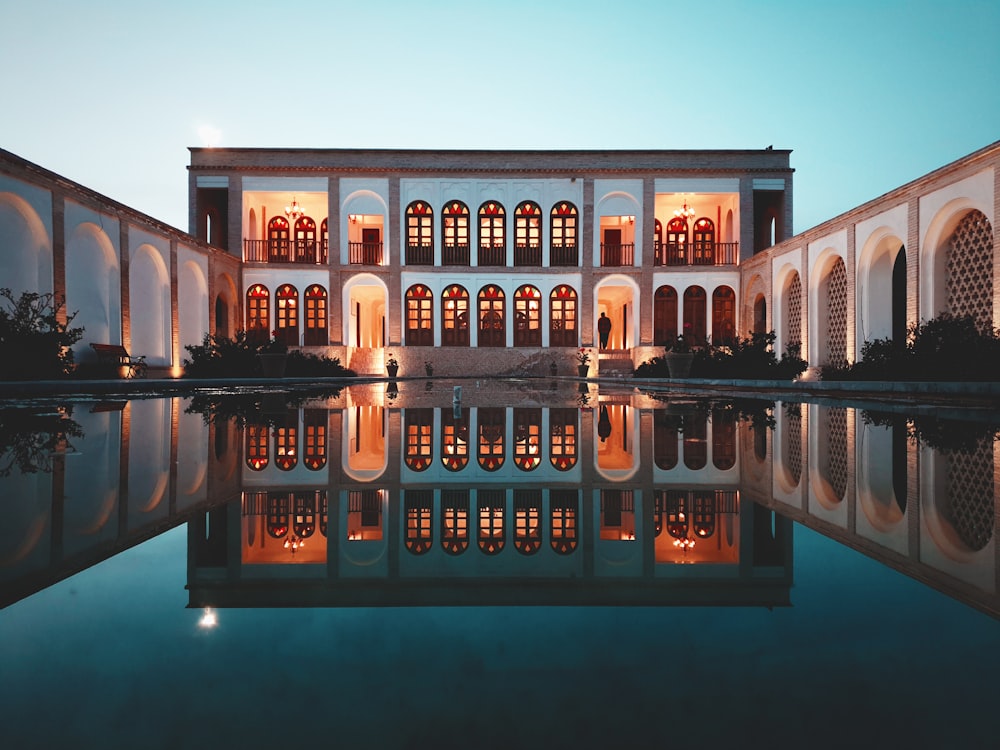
left=653, top=241, right=739, bottom=266
left=550, top=244, right=578, bottom=267
left=478, top=244, right=505, bottom=267
left=600, top=242, right=634, bottom=267
left=406, top=243, right=433, bottom=266
left=514, top=244, right=542, bottom=267
left=244, top=239, right=328, bottom=264
left=442, top=244, right=470, bottom=266
left=349, top=241, right=383, bottom=265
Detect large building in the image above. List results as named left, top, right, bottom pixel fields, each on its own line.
left=187, top=147, right=792, bottom=376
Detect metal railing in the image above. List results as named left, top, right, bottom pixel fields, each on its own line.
left=514, top=244, right=542, bottom=266
left=406, top=243, right=434, bottom=265
left=478, top=245, right=505, bottom=266
left=600, top=242, right=635, bottom=267
left=550, top=244, right=578, bottom=266
left=442, top=244, right=471, bottom=266
left=243, top=239, right=328, bottom=264
left=349, top=241, right=383, bottom=265
left=653, top=241, right=739, bottom=266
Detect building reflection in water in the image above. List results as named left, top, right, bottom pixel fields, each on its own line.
left=1, top=384, right=997, bottom=619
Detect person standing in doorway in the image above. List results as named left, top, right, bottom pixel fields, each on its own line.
left=598, top=311, right=612, bottom=350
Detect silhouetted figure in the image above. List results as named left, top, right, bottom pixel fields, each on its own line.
left=598, top=405, right=612, bottom=443
left=598, top=312, right=612, bottom=350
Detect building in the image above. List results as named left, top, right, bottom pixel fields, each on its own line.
left=187, top=147, right=792, bottom=376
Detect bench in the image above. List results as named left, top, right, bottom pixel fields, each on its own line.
left=90, top=343, right=148, bottom=379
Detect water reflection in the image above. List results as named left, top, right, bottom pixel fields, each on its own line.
left=1, top=383, right=997, bottom=619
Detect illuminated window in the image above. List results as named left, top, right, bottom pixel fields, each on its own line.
left=441, top=489, right=469, bottom=555
left=347, top=489, right=383, bottom=541
left=319, top=491, right=328, bottom=537
left=294, top=216, right=318, bottom=263
left=665, top=490, right=689, bottom=543
left=406, top=201, right=434, bottom=265
left=320, top=218, right=329, bottom=263
left=514, top=201, right=541, bottom=266
left=513, top=408, right=541, bottom=471
left=514, top=489, right=542, bottom=555
left=246, top=284, right=269, bottom=344
left=274, top=411, right=297, bottom=471
left=303, top=409, right=327, bottom=470
left=404, top=408, right=433, bottom=471
left=406, top=284, right=434, bottom=346
left=549, top=285, right=577, bottom=347
left=477, top=489, right=505, bottom=554
left=513, top=285, right=541, bottom=347
left=478, top=201, right=505, bottom=266
left=692, top=491, right=716, bottom=539
left=293, top=492, right=316, bottom=540
left=246, top=423, right=268, bottom=470
left=654, top=412, right=680, bottom=470
left=600, top=489, right=635, bottom=541
left=478, top=285, right=505, bottom=347
left=441, top=407, right=469, bottom=471
left=442, top=284, right=470, bottom=346
left=653, top=286, right=678, bottom=346
left=653, top=218, right=664, bottom=264
left=712, top=407, right=736, bottom=470
left=666, top=216, right=688, bottom=265
left=549, top=408, right=577, bottom=471
left=404, top=490, right=433, bottom=554
left=442, top=200, right=470, bottom=265
left=550, top=489, right=578, bottom=554
left=712, top=286, right=736, bottom=346
left=550, top=202, right=578, bottom=266
left=267, top=494, right=290, bottom=539
left=683, top=412, right=707, bottom=470
left=275, top=284, right=298, bottom=347
left=267, top=216, right=290, bottom=262
left=692, top=217, right=716, bottom=264
left=304, top=284, right=328, bottom=346
left=477, top=407, right=505, bottom=471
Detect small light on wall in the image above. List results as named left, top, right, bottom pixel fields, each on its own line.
left=348, top=214, right=358, bottom=224
left=621, top=215, right=635, bottom=225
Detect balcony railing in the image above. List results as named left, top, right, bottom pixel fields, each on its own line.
left=478, top=245, right=505, bottom=266
left=349, top=241, right=383, bottom=265
left=442, top=244, right=470, bottom=266
left=600, top=242, right=634, bottom=267
left=653, top=241, right=739, bottom=266
left=406, top=243, right=434, bottom=265
left=550, top=244, right=578, bottom=267
left=244, top=239, right=328, bottom=264
left=514, top=244, right=542, bottom=267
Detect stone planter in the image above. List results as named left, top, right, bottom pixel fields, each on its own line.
left=258, top=353, right=288, bottom=378
left=386, top=364, right=399, bottom=378
left=577, top=364, right=590, bottom=378
left=665, top=352, right=694, bottom=379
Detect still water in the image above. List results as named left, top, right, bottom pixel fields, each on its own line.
left=1, top=380, right=998, bottom=748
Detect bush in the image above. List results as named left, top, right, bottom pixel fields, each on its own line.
left=183, top=331, right=356, bottom=378
left=822, top=313, right=1000, bottom=381
left=633, top=331, right=807, bottom=381
left=285, top=349, right=354, bottom=378
left=0, top=288, right=84, bottom=380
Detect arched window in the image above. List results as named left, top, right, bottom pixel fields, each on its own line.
left=477, top=407, right=505, bottom=471
left=654, top=218, right=664, bottom=265
left=442, top=200, right=470, bottom=266
left=653, top=286, right=678, bottom=346
left=692, top=217, right=716, bottom=265
left=294, top=216, right=317, bottom=263
left=514, top=201, right=542, bottom=266
left=441, top=407, right=469, bottom=472
left=478, top=285, right=505, bottom=347
left=404, top=408, right=433, bottom=471
left=514, top=490, right=542, bottom=554
left=550, top=489, right=578, bottom=554
left=304, top=285, right=328, bottom=346
left=683, top=286, right=707, bottom=346
left=275, top=284, right=298, bottom=347
left=267, top=216, right=290, bottom=262
left=513, top=284, right=541, bottom=347
left=549, top=285, right=577, bottom=347
left=513, top=408, right=541, bottom=470
left=293, top=493, right=316, bottom=540
left=442, top=284, right=470, bottom=346
left=404, top=490, right=433, bottom=555
left=654, top=412, right=680, bottom=470
left=303, top=409, right=327, bottom=470
left=712, top=286, right=736, bottom=346
left=267, top=494, right=290, bottom=540
left=683, top=412, right=707, bottom=470
left=274, top=412, right=297, bottom=471
left=712, top=407, right=736, bottom=470
left=405, top=201, right=434, bottom=265
left=550, top=202, right=578, bottom=266
left=692, top=492, right=716, bottom=539
left=441, top=489, right=469, bottom=555
left=477, top=489, right=505, bottom=554
left=666, top=217, right=688, bottom=265
left=320, top=218, right=329, bottom=264
left=246, top=423, right=268, bottom=470
left=406, top=284, right=434, bottom=346
left=478, top=201, right=505, bottom=266
left=549, top=408, right=577, bottom=470
left=753, top=294, right=767, bottom=335
left=246, top=284, right=270, bottom=344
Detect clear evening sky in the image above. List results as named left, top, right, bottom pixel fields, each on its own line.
left=1, top=0, right=997, bottom=234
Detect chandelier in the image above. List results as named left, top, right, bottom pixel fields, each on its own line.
left=673, top=201, right=696, bottom=220
left=283, top=533, right=305, bottom=554
left=285, top=196, right=304, bottom=223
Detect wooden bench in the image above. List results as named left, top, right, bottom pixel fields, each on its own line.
left=90, top=343, right=148, bottom=379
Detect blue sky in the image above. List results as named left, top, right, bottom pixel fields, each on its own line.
left=2, top=0, right=997, bottom=234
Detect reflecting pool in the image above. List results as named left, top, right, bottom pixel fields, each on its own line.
left=1, top=380, right=999, bottom=747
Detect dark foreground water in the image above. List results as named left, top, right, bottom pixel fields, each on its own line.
left=1, top=381, right=998, bottom=748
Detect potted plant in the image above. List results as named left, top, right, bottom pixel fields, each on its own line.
left=665, top=335, right=694, bottom=378
left=576, top=347, right=592, bottom=378
left=424, top=360, right=434, bottom=377
left=386, top=354, right=399, bottom=378
left=257, top=330, right=289, bottom=377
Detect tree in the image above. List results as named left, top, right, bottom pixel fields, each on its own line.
left=0, top=288, right=84, bottom=380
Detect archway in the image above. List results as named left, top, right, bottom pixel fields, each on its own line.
left=595, top=277, right=638, bottom=351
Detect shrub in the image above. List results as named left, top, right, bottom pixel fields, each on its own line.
left=183, top=331, right=356, bottom=378
left=0, top=288, right=84, bottom=380
left=633, top=331, right=807, bottom=381
left=285, top=349, right=354, bottom=378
